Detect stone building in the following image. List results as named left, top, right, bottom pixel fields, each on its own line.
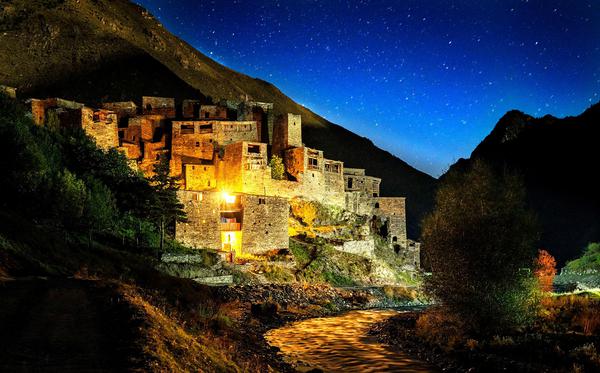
left=175, top=190, right=289, bottom=254
left=142, top=96, right=176, bottom=118
left=21, top=93, right=417, bottom=264
left=237, top=101, right=274, bottom=143
left=28, top=98, right=118, bottom=150
left=102, top=101, right=138, bottom=124
left=272, top=113, right=302, bottom=157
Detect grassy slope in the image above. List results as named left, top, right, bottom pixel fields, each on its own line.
left=0, top=209, right=247, bottom=371
left=0, top=0, right=436, bottom=237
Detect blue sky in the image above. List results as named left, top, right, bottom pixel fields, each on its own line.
left=136, top=0, right=599, bottom=176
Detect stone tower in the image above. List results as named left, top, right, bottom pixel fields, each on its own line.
left=272, top=113, right=302, bottom=157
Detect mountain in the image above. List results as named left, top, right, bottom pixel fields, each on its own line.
left=0, top=0, right=436, bottom=238
left=445, top=103, right=600, bottom=265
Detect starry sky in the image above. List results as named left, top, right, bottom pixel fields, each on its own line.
left=135, top=0, right=599, bottom=177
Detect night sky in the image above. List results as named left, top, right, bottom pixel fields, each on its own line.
left=135, top=0, right=599, bottom=177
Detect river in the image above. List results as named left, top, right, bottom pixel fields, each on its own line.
left=265, top=309, right=437, bottom=372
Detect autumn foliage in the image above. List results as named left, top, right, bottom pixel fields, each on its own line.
left=535, top=249, right=557, bottom=292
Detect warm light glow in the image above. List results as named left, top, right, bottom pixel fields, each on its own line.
left=221, top=231, right=242, bottom=254
left=222, top=191, right=236, bottom=204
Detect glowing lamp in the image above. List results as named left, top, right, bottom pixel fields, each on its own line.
left=222, top=192, right=236, bottom=204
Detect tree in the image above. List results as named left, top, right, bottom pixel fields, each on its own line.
left=269, top=154, right=285, bottom=180
left=421, top=160, right=539, bottom=334
left=148, top=155, right=186, bottom=254
left=534, top=249, right=557, bottom=292
left=83, top=177, right=118, bottom=247
left=52, top=169, right=87, bottom=228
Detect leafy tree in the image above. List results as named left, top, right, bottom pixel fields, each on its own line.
left=421, top=160, right=539, bottom=334
left=83, top=177, right=118, bottom=246
left=148, top=155, right=186, bottom=254
left=565, top=242, right=600, bottom=272
left=52, top=169, right=87, bottom=227
left=269, top=154, right=285, bottom=180
left=534, top=249, right=557, bottom=292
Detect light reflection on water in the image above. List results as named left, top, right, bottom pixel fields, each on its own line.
left=265, top=309, right=436, bottom=372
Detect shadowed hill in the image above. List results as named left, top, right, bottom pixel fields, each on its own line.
left=0, top=0, right=436, bottom=237
left=445, top=103, right=600, bottom=265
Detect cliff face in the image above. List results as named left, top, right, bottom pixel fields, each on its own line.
left=0, top=0, right=436, bottom=238
left=445, top=103, right=600, bottom=265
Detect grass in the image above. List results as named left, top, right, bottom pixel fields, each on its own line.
left=0, top=208, right=269, bottom=370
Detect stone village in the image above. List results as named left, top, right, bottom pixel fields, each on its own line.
left=20, top=90, right=420, bottom=271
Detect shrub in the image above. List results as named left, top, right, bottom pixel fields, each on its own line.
left=269, top=155, right=285, bottom=180
left=416, top=308, right=468, bottom=351
left=290, top=198, right=319, bottom=227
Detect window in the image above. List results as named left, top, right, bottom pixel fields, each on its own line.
left=347, top=178, right=353, bottom=189
left=258, top=198, right=266, bottom=205
left=181, top=124, right=195, bottom=134
left=392, top=236, right=398, bottom=242
left=308, top=157, right=318, bottom=168
left=195, top=141, right=200, bottom=147
left=247, top=144, right=261, bottom=154
left=199, top=124, right=212, bottom=133
left=375, top=202, right=380, bottom=208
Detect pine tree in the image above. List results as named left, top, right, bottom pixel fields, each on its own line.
left=148, top=155, right=186, bottom=254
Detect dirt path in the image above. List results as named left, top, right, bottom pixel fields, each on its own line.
left=265, top=309, right=438, bottom=372
left=0, top=279, right=137, bottom=372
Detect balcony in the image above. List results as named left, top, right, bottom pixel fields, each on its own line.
left=221, top=222, right=241, bottom=231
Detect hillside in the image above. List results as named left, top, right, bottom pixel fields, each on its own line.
left=0, top=0, right=436, bottom=237
left=445, top=103, right=600, bottom=265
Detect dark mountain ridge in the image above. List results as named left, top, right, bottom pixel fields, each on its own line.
left=446, top=102, right=600, bottom=265
left=0, top=0, right=436, bottom=237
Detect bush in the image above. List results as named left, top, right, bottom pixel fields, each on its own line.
left=269, top=155, right=285, bottom=180
left=416, top=308, right=468, bottom=351
left=534, top=249, right=557, bottom=292
left=422, top=160, right=540, bottom=334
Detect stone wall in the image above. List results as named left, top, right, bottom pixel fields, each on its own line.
left=171, top=121, right=216, bottom=178
left=29, top=98, right=84, bottom=126
left=241, top=194, right=289, bottom=254
left=272, top=113, right=302, bottom=156
left=279, top=147, right=345, bottom=208
left=102, top=101, right=137, bottom=122
left=376, top=197, right=407, bottom=248
left=176, top=191, right=221, bottom=250
left=81, top=107, right=119, bottom=150
left=184, top=164, right=216, bottom=191
left=237, top=101, right=274, bottom=144
left=334, top=239, right=375, bottom=258
left=200, top=105, right=227, bottom=119
left=344, top=172, right=381, bottom=197
left=182, top=99, right=201, bottom=119
left=142, top=96, right=175, bottom=118
left=345, top=191, right=377, bottom=216
left=176, top=191, right=289, bottom=255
